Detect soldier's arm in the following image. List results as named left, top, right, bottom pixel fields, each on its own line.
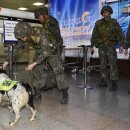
left=35, top=29, right=57, bottom=64
left=116, top=22, right=125, bottom=47
left=45, top=18, right=63, bottom=44
left=46, top=19, right=59, bottom=34
left=126, top=24, right=130, bottom=49
left=91, top=23, right=98, bottom=48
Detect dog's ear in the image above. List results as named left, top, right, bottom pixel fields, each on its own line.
left=0, top=69, right=7, bottom=75
left=0, top=91, right=5, bottom=95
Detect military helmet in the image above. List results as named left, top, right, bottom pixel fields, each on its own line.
left=14, top=22, right=32, bottom=39
left=34, top=7, right=48, bottom=19
left=101, top=5, right=113, bottom=15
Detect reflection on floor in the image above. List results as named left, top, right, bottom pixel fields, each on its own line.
left=0, top=64, right=130, bottom=130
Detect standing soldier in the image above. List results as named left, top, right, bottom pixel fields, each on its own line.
left=34, top=8, right=63, bottom=91
left=126, top=23, right=130, bottom=94
left=90, top=5, right=126, bottom=91
left=126, top=23, right=130, bottom=55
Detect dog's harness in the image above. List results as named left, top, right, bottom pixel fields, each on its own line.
left=0, top=80, right=18, bottom=92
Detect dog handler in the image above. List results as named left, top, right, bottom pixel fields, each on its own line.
left=9, top=22, right=68, bottom=104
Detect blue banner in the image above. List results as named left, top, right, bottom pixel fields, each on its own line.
left=49, top=0, right=99, bottom=47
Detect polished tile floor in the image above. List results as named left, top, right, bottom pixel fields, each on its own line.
left=0, top=64, right=130, bottom=130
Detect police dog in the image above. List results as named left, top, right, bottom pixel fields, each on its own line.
left=0, top=70, right=36, bottom=126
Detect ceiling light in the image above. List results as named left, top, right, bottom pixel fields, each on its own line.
left=33, top=2, right=44, bottom=6
left=44, top=4, right=49, bottom=7
left=18, top=7, right=28, bottom=11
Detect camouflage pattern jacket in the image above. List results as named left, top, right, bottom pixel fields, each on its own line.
left=126, top=23, right=130, bottom=49
left=11, top=27, right=58, bottom=64
left=29, top=27, right=58, bottom=64
left=91, top=16, right=125, bottom=48
left=42, top=15, right=63, bottom=48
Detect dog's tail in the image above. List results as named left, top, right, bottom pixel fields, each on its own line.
left=21, top=82, right=35, bottom=110
left=21, top=82, right=33, bottom=96
left=0, top=69, right=7, bottom=74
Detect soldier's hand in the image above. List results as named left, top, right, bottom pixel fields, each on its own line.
left=2, top=61, right=9, bottom=70
left=25, top=62, right=37, bottom=71
left=119, top=46, right=124, bottom=53
left=90, top=48, right=94, bottom=55
left=124, top=49, right=128, bottom=55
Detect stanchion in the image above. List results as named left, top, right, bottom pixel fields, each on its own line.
left=8, top=44, right=14, bottom=79
left=0, top=58, right=3, bottom=69
left=77, top=45, right=93, bottom=89
left=61, top=45, right=66, bottom=63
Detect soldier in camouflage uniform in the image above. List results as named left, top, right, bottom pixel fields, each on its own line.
left=126, top=24, right=130, bottom=94
left=12, top=21, right=68, bottom=104
left=126, top=23, right=130, bottom=56
left=90, top=5, right=126, bottom=91
left=3, top=28, right=47, bottom=99
left=34, top=8, right=63, bottom=91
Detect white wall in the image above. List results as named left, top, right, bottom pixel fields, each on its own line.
left=64, top=48, right=130, bottom=60
left=0, top=8, right=35, bottom=20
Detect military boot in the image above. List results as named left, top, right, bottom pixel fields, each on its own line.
left=34, top=88, right=42, bottom=99
left=96, top=80, right=107, bottom=88
left=109, top=80, right=118, bottom=91
left=60, top=89, right=68, bottom=104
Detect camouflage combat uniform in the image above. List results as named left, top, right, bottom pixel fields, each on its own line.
left=126, top=23, right=130, bottom=62
left=126, top=24, right=130, bottom=94
left=91, top=15, right=125, bottom=81
left=14, top=22, right=68, bottom=103
left=25, top=27, right=67, bottom=92
left=41, top=15, right=63, bottom=88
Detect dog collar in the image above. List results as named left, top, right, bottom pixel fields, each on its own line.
left=0, top=80, right=18, bottom=91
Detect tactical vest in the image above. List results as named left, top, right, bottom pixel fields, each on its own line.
left=0, top=80, right=18, bottom=91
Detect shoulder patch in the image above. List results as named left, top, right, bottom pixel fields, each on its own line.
left=32, top=27, right=42, bottom=44
left=111, top=18, right=117, bottom=23
left=95, top=19, right=103, bottom=26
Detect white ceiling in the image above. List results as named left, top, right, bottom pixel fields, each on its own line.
left=0, top=0, right=48, bottom=12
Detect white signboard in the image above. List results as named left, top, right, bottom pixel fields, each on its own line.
left=4, top=20, right=18, bottom=42
left=0, top=7, right=35, bottom=20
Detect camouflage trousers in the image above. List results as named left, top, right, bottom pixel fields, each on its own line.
left=98, top=44, right=118, bottom=81
left=44, top=64, right=56, bottom=88
left=31, top=58, right=47, bottom=90
left=31, top=54, right=68, bottom=91
left=44, top=46, right=63, bottom=88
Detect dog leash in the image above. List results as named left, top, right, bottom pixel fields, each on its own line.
left=14, top=69, right=34, bottom=95
left=29, top=70, right=35, bottom=95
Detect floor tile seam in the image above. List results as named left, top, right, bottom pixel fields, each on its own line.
left=47, top=105, right=78, bottom=118
left=47, top=115, right=79, bottom=130
left=0, top=123, right=7, bottom=130
left=99, top=120, right=117, bottom=130
left=73, top=105, right=120, bottom=122
left=76, top=101, right=130, bottom=117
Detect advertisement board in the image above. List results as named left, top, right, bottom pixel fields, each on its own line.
left=49, top=0, right=99, bottom=48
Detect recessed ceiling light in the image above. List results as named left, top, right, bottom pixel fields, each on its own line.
left=44, top=4, right=49, bottom=7
left=18, top=7, right=28, bottom=11
left=33, top=2, right=44, bottom=6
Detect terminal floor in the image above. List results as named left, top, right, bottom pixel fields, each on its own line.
left=0, top=64, right=130, bottom=130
